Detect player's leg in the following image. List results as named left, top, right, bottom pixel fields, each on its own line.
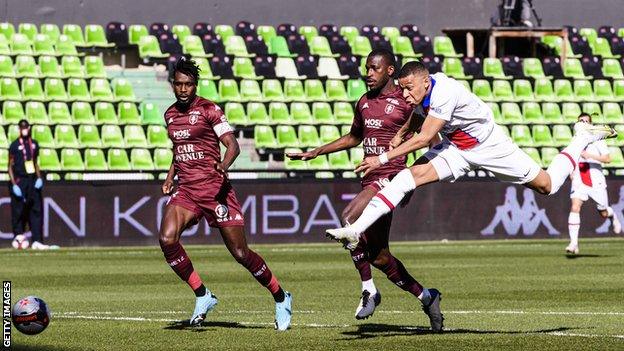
left=219, top=226, right=292, bottom=331
left=593, top=187, right=621, bottom=234
left=10, top=185, right=26, bottom=239
left=567, top=197, right=583, bottom=254
left=27, top=185, right=46, bottom=249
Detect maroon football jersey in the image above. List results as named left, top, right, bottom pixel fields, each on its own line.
left=165, top=97, right=234, bottom=184
left=350, top=86, right=413, bottom=186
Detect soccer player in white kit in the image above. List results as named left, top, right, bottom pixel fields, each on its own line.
left=567, top=113, right=622, bottom=255
left=326, top=61, right=617, bottom=250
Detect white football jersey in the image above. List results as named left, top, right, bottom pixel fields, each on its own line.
left=426, top=72, right=498, bottom=150
left=572, top=140, right=609, bottom=188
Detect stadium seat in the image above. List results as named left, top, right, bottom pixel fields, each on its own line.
left=305, top=79, right=327, bottom=101
left=39, top=56, right=62, bottom=78
left=147, top=125, right=171, bottom=148
left=261, top=79, right=285, bottom=102
left=10, top=34, right=33, bottom=55
left=492, top=80, right=515, bottom=101
left=90, top=78, right=115, bottom=102
left=513, top=79, right=534, bottom=101
left=582, top=102, right=603, bottom=122
left=101, top=125, right=125, bottom=148
left=138, top=35, right=168, bottom=59
left=95, top=102, right=118, bottom=124
left=0, top=77, right=22, bottom=101
left=2, top=101, right=24, bottom=125
left=392, top=36, right=420, bottom=58
left=318, top=57, right=347, bottom=79
left=18, top=23, right=37, bottom=42
left=239, top=79, right=263, bottom=101
left=124, top=125, right=148, bottom=148
left=290, top=102, right=314, bottom=124
left=603, top=102, right=623, bottom=124
left=310, top=36, right=337, bottom=57
left=219, top=79, right=241, bottom=102
left=32, top=125, right=55, bottom=148
left=0, top=127, right=7, bottom=148
left=84, top=148, right=108, bottom=170
left=113, top=78, right=137, bottom=102
left=21, top=78, right=45, bottom=101
left=312, top=102, right=335, bottom=124
left=606, top=147, right=624, bottom=168
left=44, top=77, right=69, bottom=101
left=554, top=79, right=574, bottom=101
left=522, top=102, right=545, bottom=124
left=6, top=125, right=19, bottom=141
left=562, top=102, right=582, bottom=123
left=284, top=79, right=306, bottom=101
left=325, top=80, right=348, bottom=101
left=68, top=78, right=91, bottom=101
left=534, top=78, right=556, bottom=102
left=602, top=58, right=624, bottom=79
left=340, top=26, right=359, bottom=45
left=433, top=36, right=461, bottom=57
left=197, top=79, right=220, bottom=101
left=347, top=79, right=366, bottom=102
left=84, top=56, right=107, bottom=78
left=510, top=125, right=532, bottom=146
left=182, top=35, right=209, bottom=57
left=56, top=34, right=81, bottom=56
left=61, top=148, right=85, bottom=170
left=531, top=125, right=554, bottom=147
left=233, top=57, right=260, bottom=79
left=268, top=102, right=291, bottom=124
left=153, top=148, right=173, bottom=170
left=351, top=36, right=372, bottom=57
left=0, top=38, right=9, bottom=56
left=62, top=56, right=85, bottom=78
left=552, top=125, right=573, bottom=146
left=307, top=153, right=329, bottom=170
left=48, top=101, right=72, bottom=124
left=107, top=148, right=131, bottom=170
left=573, top=79, right=595, bottom=102
left=72, top=101, right=95, bottom=125
left=269, top=36, right=296, bottom=57
left=0, top=55, right=14, bottom=77
left=563, top=58, right=590, bottom=79
left=130, top=148, right=154, bottom=170
left=78, top=124, right=102, bottom=148
left=484, top=58, right=511, bottom=79
left=319, top=125, right=341, bottom=144
left=128, top=25, right=148, bottom=45
left=32, top=34, right=56, bottom=56
left=614, top=80, right=624, bottom=100
left=608, top=125, right=624, bottom=146
left=172, top=25, right=192, bottom=43
left=85, top=24, right=114, bottom=48
left=443, top=57, right=469, bottom=79
left=38, top=148, right=61, bottom=171
left=63, top=24, right=87, bottom=47
left=501, top=102, right=524, bottom=124
left=224, top=102, right=248, bottom=126
left=472, top=79, right=494, bottom=102
left=247, top=102, right=270, bottom=124
left=523, top=58, right=549, bottom=79
left=225, top=35, right=254, bottom=57
left=117, top=102, right=141, bottom=125
left=254, top=125, right=278, bottom=149
left=54, top=124, right=79, bottom=148
left=542, top=102, right=564, bottom=124
left=215, top=24, right=235, bottom=41
left=488, top=102, right=503, bottom=124
left=593, top=79, right=615, bottom=101
left=298, top=125, right=320, bottom=147
left=105, top=22, right=128, bottom=46
left=0, top=23, right=14, bottom=41
left=15, top=56, right=39, bottom=78
left=283, top=148, right=307, bottom=170
left=141, top=102, right=163, bottom=125
left=334, top=101, right=354, bottom=124
left=25, top=101, right=50, bottom=125
left=328, top=150, right=352, bottom=169
left=591, top=37, right=618, bottom=58
left=257, top=25, right=277, bottom=44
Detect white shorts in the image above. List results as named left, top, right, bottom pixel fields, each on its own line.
left=424, top=127, right=541, bottom=184
left=570, top=183, right=609, bottom=210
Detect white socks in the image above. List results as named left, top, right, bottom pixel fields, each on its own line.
left=418, top=288, right=431, bottom=305
left=349, top=169, right=417, bottom=235
left=606, top=207, right=615, bottom=218
left=546, top=135, right=592, bottom=195
left=362, top=279, right=377, bottom=295
left=568, top=212, right=580, bottom=246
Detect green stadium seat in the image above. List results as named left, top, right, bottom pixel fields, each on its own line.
left=573, top=79, right=595, bottom=102
left=382, top=26, right=400, bottom=42
left=328, top=150, right=352, bottom=170
left=269, top=102, right=292, bottom=124
left=0, top=55, right=14, bottom=77
left=1, top=77, right=22, bottom=101
left=511, top=125, right=532, bottom=146
left=283, top=148, right=307, bottom=170
left=488, top=102, right=503, bottom=124
left=319, top=125, right=341, bottom=144
left=239, top=79, right=263, bottom=101
left=312, top=102, right=335, bottom=124
left=534, top=78, right=556, bottom=102
left=262, top=79, right=285, bottom=102
left=85, top=24, right=114, bottom=48
left=108, top=148, right=131, bottom=170
left=2, top=101, right=24, bottom=124
left=484, top=58, right=511, bottom=79
left=334, top=102, right=354, bottom=125
left=290, top=102, right=314, bottom=124
left=591, top=37, right=618, bottom=59
left=138, top=35, right=168, bottom=59
left=95, top=102, right=118, bottom=124
left=90, top=78, right=115, bottom=102
left=247, top=102, right=270, bottom=124
left=522, top=147, right=543, bottom=167
left=433, top=36, right=461, bottom=57
left=254, top=125, right=278, bottom=149
left=225, top=35, right=254, bottom=57
left=392, top=36, right=420, bottom=58
left=0, top=127, right=7, bottom=148
left=18, top=23, right=37, bottom=41
left=21, top=78, right=45, bottom=101
left=198, top=79, right=220, bottom=101
left=542, top=102, right=564, bottom=124
left=257, top=25, right=276, bottom=44
left=602, top=102, right=622, bottom=124
left=48, top=101, right=72, bottom=124
left=62, top=24, right=87, bottom=47
left=562, top=102, right=582, bottom=123
left=25, top=101, right=50, bottom=125
left=492, top=80, right=515, bottom=101
left=84, top=148, right=107, bottom=170
left=147, top=125, right=171, bottom=148
left=182, top=35, right=210, bottom=58
left=563, top=58, right=589, bottom=79
left=606, top=147, right=624, bottom=169
left=15, top=55, right=39, bottom=78
left=523, top=58, right=549, bottom=79
left=84, top=56, right=107, bottom=78
left=552, top=125, right=573, bottom=147
left=153, top=148, right=173, bottom=170
left=539, top=147, right=558, bottom=167
left=269, top=36, right=296, bottom=57
left=214, top=25, right=234, bottom=41
left=38, top=148, right=61, bottom=171
left=171, top=25, right=192, bottom=43
left=352, top=36, right=373, bottom=57
left=340, top=26, right=359, bottom=45
left=0, top=38, right=8, bottom=56
left=61, top=56, right=84, bottom=78
left=56, top=34, right=81, bottom=56
left=593, top=79, right=615, bottom=102
left=608, top=125, right=624, bottom=146
left=130, top=148, right=154, bottom=170
left=602, top=58, right=623, bottom=79
left=129, top=25, right=148, bottom=45
left=219, top=79, right=241, bottom=102
left=310, top=36, right=337, bottom=57
left=38, top=56, right=62, bottom=78
left=522, top=102, right=544, bottom=124
left=318, top=57, right=348, bottom=80
left=582, top=102, right=603, bottom=122
left=32, top=34, right=56, bottom=56
left=284, top=79, right=306, bottom=101
left=347, top=79, right=366, bottom=101
left=579, top=28, right=597, bottom=45
left=299, top=26, right=318, bottom=43
left=513, top=79, right=534, bottom=102
left=350, top=147, right=364, bottom=166
left=305, top=79, right=327, bottom=101
left=54, top=124, right=79, bottom=148
left=141, top=102, right=163, bottom=125
left=124, top=125, right=148, bottom=148
left=531, top=125, right=554, bottom=147
left=298, top=125, right=320, bottom=147
left=40, top=24, right=60, bottom=44
left=0, top=23, right=15, bottom=41
left=117, top=102, right=141, bottom=125
left=459, top=79, right=471, bottom=91
left=193, top=57, right=217, bottom=80
left=501, top=102, right=524, bottom=124
left=68, top=78, right=91, bottom=101
left=554, top=79, right=574, bottom=101
left=6, top=125, right=19, bottom=141
left=443, top=57, right=469, bottom=79
left=307, top=153, right=329, bottom=170
left=71, top=101, right=95, bottom=124
left=472, top=79, right=494, bottom=102
left=44, top=77, right=69, bottom=101
left=326, top=80, right=348, bottom=101
left=614, top=80, right=624, bottom=100
left=10, top=34, right=33, bottom=55
left=101, top=124, right=125, bottom=148
left=32, top=125, right=55, bottom=148
left=78, top=124, right=102, bottom=148
left=224, top=102, right=248, bottom=126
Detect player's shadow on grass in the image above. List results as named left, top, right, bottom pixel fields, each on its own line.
left=565, top=253, right=609, bottom=259
left=340, top=324, right=579, bottom=340
left=164, top=320, right=263, bottom=332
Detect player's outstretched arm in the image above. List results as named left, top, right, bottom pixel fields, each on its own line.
left=217, top=133, right=240, bottom=173
left=286, top=133, right=361, bottom=160
left=581, top=150, right=611, bottom=164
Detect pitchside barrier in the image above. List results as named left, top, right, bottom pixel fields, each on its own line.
left=1, top=179, right=623, bottom=247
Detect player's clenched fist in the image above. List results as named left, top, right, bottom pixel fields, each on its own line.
left=286, top=150, right=318, bottom=161
left=389, top=133, right=403, bottom=150
left=355, top=156, right=382, bottom=176
left=162, top=179, right=174, bottom=195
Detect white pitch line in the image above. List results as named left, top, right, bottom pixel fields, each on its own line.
left=381, top=310, right=624, bottom=316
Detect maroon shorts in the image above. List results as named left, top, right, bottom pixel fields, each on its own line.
left=167, top=178, right=245, bottom=228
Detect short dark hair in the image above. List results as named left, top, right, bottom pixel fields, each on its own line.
left=18, top=119, right=29, bottom=128
left=173, top=56, right=201, bottom=83
left=398, top=60, right=429, bottom=79
left=578, top=112, right=592, bottom=122
left=368, top=48, right=396, bottom=67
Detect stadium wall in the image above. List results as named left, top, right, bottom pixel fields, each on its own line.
left=2, top=0, right=623, bottom=39
left=1, top=179, right=623, bottom=247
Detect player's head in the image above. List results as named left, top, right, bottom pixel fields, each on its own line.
left=365, top=48, right=396, bottom=91
left=398, top=60, right=430, bottom=106
left=18, top=119, right=30, bottom=138
left=172, top=56, right=201, bottom=106
left=578, top=112, right=592, bottom=124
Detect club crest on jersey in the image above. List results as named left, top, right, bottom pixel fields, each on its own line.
left=188, top=110, right=201, bottom=125
left=215, top=204, right=229, bottom=219
left=384, top=104, right=395, bottom=114
left=385, top=98, right=400, bottom=106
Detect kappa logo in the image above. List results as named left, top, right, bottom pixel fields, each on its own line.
left=384, top=104, right=395, bottom=114
left=168, top=118, right=174, bottom=124
left=362, top=102, right=369, bottom=109
left=234, top=214, right=242, bottom=221
left=215, top=204, right=229, bottom=219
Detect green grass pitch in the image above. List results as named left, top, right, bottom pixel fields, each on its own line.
left=2, top=238, right=624, bottom=350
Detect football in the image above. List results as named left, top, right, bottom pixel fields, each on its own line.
left=12, top=296, right=51, bottom=335
left=11, top=234, right=30, bottom=250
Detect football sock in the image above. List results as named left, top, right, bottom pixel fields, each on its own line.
left=239, top=249, right=285, bottom=302
left=568, top=212, right=580, bottom=246
left=547, top=136, right=591, bottom=195
left=418, top=288, right=432, bottom=306
left=607, top=207, right=615, bottom=218
left=159, top=240, right=204, bottom=291
left=362, top=279, right=377, bottom=295
left=350, top=169, right=416, bottom=235
left=376, top=254, right=423, bottom=298
left=193, top=284, right=207, bottom=297
left=350, top=246, right=373, bottom=281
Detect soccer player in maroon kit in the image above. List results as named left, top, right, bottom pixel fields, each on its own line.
left=287, top=49, right=443, bottom=331
left=159, top=58, right=292, bottom=330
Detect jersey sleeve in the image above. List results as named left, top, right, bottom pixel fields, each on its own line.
left=427, top=81, right=457, bottom=121
left=349, top=100, right=364, bottom=138
left=205, top=104, right=234, bottom=138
